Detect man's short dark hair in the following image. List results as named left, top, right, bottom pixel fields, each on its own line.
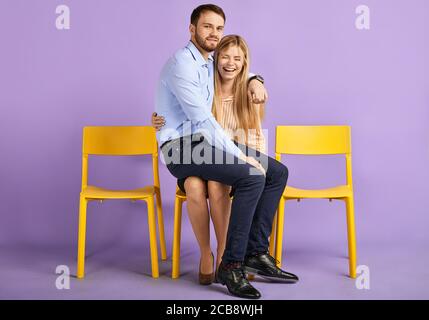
left=190, top=4, right=226, bottom=26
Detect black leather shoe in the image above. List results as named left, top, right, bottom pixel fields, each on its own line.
left=216, top=262, right=261, bottom=299
left=244, top=252, right=299, bottom=283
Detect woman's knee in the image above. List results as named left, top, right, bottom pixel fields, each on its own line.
left=184, top=176, right=207, bottom=201
left=207, top=181, right=231, bottom=202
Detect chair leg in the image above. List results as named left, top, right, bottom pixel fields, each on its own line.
left=145, top=196, right=159, bottom=278
left=345, top=196, right=357, bottom=278
left=268, top=211, right=277, bottom=257
left=155, top=189, right=167, bottom=261
left=172, top=197, right=183, bottom=279
left=275, top=197, right=286, bottom=267
left=77, top=196, right=88, bottom=279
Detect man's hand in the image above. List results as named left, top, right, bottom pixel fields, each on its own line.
left=239, top=153, right=266, bottom=176
left=248, top=79, right=268, bottom=104
left=246, top=156, right=266, bottom=176
left=151, top=112, right=165, bottom=131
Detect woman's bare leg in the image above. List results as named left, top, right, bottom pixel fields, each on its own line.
left=207, top=181, right=232, bottom=270
left=184, top=177, right=213, bottom=275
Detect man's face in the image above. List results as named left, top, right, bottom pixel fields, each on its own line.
left=191, top=11, right=225, bottom=53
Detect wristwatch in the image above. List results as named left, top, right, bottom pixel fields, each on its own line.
left=248, top=74, right=264, bottom=84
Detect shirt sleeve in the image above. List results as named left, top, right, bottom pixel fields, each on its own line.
left=166, top=62, right=244, bottom=158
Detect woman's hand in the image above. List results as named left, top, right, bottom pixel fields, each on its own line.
left=151, top=112, right=165, bottom=131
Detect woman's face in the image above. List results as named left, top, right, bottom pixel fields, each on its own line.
left=217, top=45, right=245, bottom=82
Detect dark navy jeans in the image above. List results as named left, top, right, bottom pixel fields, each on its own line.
left=161, top=134, right=288, bottom=263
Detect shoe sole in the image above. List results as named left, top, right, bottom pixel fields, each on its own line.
left=217, top=278, right=261, bottom=299
left=245, top=267, right=299, bottom=283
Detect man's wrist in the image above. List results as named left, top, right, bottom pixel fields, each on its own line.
left=248, top=74, right=264, bottom=85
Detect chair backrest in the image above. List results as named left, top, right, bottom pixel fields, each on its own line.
left=83, top=126, right=157, bottom=155
left=80, top=126, right=160, bottom=190
left=276, top=125, right=351, bottom=155
left=275, top=125, right=353, bottom=186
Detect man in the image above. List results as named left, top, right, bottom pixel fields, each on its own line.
left=155, top=4, right=298, bottom=299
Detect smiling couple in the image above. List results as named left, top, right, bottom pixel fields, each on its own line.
left=153, top=4, right=299, bottom=299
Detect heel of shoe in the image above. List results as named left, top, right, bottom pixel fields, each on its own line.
left=247, top=274, right=255, bottom=281
left=216, top=273, right=226, bottom=285
left=199, top=273, right=215, bottom=285
left=199, top=252, right=215, bottom=285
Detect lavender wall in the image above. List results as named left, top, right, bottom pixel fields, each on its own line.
left=0, top=0, right=428, bottom=262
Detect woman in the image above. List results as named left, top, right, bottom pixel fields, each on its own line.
left=153, top=35, right=266, bottom=285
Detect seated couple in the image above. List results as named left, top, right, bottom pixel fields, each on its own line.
left=153, top=4, right=298, bottom=299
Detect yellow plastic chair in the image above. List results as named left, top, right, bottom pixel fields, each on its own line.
left=271, top=125, right=357, bottom=278
left=77, top=126, right=167, bottom=279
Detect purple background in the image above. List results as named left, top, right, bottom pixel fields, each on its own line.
left=0, top=0, right=428, bottom=299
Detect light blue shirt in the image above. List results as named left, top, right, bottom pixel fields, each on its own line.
left=155, top=41, right=243, bottom=158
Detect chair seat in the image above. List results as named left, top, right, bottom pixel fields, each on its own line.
left=175, top=189, right=187, bottom=199
left=81, top=185, right=155, bottom=199
left=283, top=185, right=352, bottom=199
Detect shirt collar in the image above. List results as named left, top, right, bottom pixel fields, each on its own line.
left=186, top=41, right=214, bottom=66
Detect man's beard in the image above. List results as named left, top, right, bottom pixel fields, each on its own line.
left=195, top=31, right=218, bottom=53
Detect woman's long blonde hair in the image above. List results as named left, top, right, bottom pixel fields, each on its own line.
left=212, top=35, right=264, bottom=144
